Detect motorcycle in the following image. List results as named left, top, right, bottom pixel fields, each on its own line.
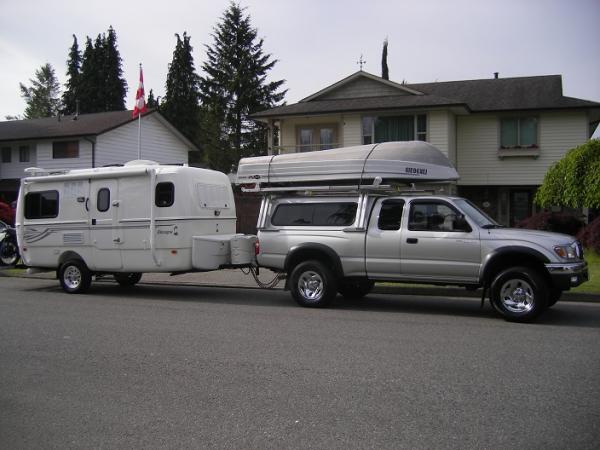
left=0, top=220, right=19, bottom=266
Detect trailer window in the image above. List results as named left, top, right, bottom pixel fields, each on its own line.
left=97, top=188, right=110, bottom=212
left=25, top=191, right=59, bottom=219
left=272, top=202, right=357, bottom=226
left=155, top=182, right=174, bottom=207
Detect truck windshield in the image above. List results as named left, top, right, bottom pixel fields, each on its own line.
left=454, top=199, right=502, bottom=228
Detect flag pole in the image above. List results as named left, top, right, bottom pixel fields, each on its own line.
left=138, top=109, right=142, bottom=159
left=138, top=63, right=142, bottom=160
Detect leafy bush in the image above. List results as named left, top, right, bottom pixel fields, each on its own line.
left=535, top=139, right=600, bottom=208
left=577, top=216, right=600, bottom=254
left=516, top=211, right=585, bottom=237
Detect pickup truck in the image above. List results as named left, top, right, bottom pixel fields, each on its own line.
left=255, top=192, right=589, bottom=322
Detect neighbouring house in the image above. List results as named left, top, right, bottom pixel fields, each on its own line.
left=0, top=110, right=199, bottom=202
left=251, top=71, right=600, bottom=225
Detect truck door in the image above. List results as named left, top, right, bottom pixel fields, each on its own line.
left=89, top=179, right=122, bottom=270
left=401, top=199, right=480, bottom=283
left=365, top=199, right=405, bottom=279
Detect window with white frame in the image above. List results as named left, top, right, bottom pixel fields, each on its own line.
left=296, top=125, right=338, bottom=152
left=52, top=140, right=79, bottom=159
left=500, top=117, right=538, bottom=149
left=362, top=114, right=427, bottom=144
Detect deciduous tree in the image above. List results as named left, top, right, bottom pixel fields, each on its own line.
left=20, top=63, right=61, bottom=118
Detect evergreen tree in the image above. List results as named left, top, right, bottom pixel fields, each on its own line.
left=162, top=32, right=200, bottom=142
left=77, top=27, right=127, bottom=113
left=20, top=63, right=62, bottom=118
left=146, top=89, right=157, bottom=108
left=78, top=36, right=102, bottom=113
left=381, top=37, right=389, bottom=80
left=102, top=26, right=127, bottom=111
left=62, top=34, right=81, bottom=115
left=199, top=2, right=286, bottom=173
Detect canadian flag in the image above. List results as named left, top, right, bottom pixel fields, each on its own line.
left=132, top=65, right=147, bottom=118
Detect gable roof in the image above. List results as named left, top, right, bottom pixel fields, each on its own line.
left=301, top=71, right=423, bottom=102
left=251, top=71, right=600, bottom=119
left=0, top=110, right=199, bottom=151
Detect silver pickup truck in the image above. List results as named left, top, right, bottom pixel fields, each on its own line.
left=255, top=191, right=588, bottom=322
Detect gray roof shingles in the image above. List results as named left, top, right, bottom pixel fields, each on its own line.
left=0, top=110, right=148, bottom=142
left=252, top=75, right=600, bottom=118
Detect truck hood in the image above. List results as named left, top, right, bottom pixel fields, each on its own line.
left=481, top=228, right=576, bottom=246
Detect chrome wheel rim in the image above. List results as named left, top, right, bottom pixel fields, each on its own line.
left=297, top=270, right=324, bottom=301
left=64, top=266, right=82, bottom=290
left=500, top=278, right=534, bottom=313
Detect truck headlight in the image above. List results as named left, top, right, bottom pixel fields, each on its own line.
left=553, top=243, right=579, bottom=260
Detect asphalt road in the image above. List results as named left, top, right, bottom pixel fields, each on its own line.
left=1, top=277, right=599, bottom=449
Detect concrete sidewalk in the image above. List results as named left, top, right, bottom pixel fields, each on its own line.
left=1, top=266, right=598, bottom=303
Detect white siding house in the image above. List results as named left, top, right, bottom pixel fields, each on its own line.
left=0, top=110, right=199, bottom=203
left=252, top=71, right=600, bottom=225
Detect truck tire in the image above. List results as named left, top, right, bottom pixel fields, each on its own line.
left=59, top=260, right=92, bottom=294
left=114, top=272, right=142, bottom=287
left=338, top=279, right=374, bottom=299
left=290, top=260, right=337, bottom=307
left=490, top=266, right=548, bottom=322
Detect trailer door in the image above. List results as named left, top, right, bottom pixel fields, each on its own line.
left=89, top=179, right=122, bottom=270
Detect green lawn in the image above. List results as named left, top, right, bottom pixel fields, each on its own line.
left=571, top=250, right=600, bottom=295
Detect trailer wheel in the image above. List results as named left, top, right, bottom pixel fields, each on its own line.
left=114, top=272, right=142, bottom=287
left=490, top=266, right=547, bottom=322
left=59, top=260, right=92, bottom=294
left=290, top=260, right=337, bottom=307
left=338, top=279, right=374, bottom=299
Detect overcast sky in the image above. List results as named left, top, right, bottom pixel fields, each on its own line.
left=1, top=0, right=599, bottom=121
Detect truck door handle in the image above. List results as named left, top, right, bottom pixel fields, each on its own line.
left=113, top=237, right=121, bottom=243
left=407, top=238, right=418, bottom=244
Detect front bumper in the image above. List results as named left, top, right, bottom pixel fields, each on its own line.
left=545, top=261, right=589, bottom=290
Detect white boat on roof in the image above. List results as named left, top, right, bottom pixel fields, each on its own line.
left=236, top=141, right=459, bottom=188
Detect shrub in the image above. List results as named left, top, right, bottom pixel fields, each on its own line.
left=577, top=216, right=600, bottom=254
left=516, top=211, right=585, bottom=237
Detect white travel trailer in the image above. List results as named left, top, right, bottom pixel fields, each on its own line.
left=16, top=161, right=256, bottom=293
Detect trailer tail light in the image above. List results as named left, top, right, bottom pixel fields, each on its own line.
left=254, top=240, right=260, bottom=255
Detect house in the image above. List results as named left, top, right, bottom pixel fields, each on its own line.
left=0, top=110, right=199, bottom=203
left=251, top=71, right=600, bottom=225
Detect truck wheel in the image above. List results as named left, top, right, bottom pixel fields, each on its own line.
left=59, top=260, right=92, bottom=294
left=290, top=260, right=337, bottom=307
left=338, top=279, right=374, bottom=299
left=490, top=266, right=548, bottom=322
left=114, top=272, right=142, bottom=287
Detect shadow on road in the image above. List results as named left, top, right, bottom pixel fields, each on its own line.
left=22, top=280, right=600, bottom=329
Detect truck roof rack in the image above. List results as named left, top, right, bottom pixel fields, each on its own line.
left=242, top=179, right=438, bottom=196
